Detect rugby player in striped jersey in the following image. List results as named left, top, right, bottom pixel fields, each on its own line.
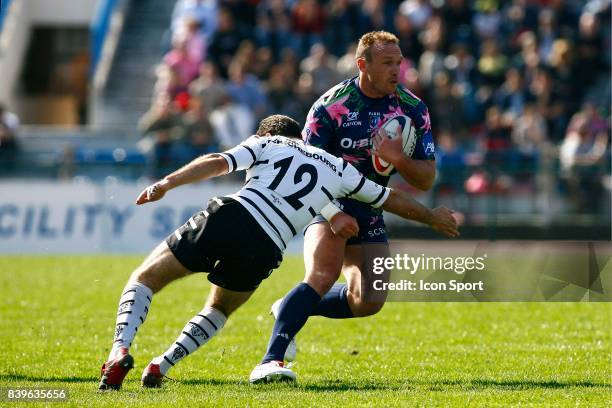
left=97, top=115, right=458, bottom=390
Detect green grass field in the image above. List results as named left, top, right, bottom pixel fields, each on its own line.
left=0, top=255, right=610, bottom=407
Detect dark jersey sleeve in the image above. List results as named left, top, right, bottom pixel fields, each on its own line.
left=410, top=101, right=436, bottom=161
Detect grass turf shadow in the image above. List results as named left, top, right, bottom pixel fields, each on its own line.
left=1, top=374, right=609, bottom=393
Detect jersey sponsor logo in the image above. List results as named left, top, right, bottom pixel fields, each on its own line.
left=425, top=142, right=435, bottom=153
left=270, top=194, right=282, bottom=205
left=347, top=111, right=359, bottom=121
left=368, top=227, right=386, bottom=237
left=341, top=111, right=362, bottom=128
left=340, top=137, right=371, bottom=149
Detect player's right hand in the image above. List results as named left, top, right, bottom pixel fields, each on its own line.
left=329, top=212, right=359, bottom=239
left=430, top=206, right=460, bottom=238
left=136, top=179, right=170, bottom=205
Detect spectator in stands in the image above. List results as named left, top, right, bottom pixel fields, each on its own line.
left=291, top=0, right=326, bottom=58
left=0, top=103, right=19, bottom=167
left=189, top=61, right=228, bottom=114
left=299, top=43, right=341, bottom=95
left=432, top=129, right=468, bottom=206
left=529, top=65, right=567, bottom=143
left=477, top=38, right=508, bottom=87
left=209, top=92, right=255, bottom=150
left=336, top=42, right=359, bottom=79
left=429, top=71, right=465, bottom=138
left=255, top=0, right=292, bottom=59
left=324, top=0, right=360, bottom=57
left=226, top=59, right=269, bottom=122
left=280, top=72, right=318, bottom=123
left=139, top=94, right=183, bottom=177
left=575, top=11, right=605, bottom=89
left=359, top=0, right=393, bottom=33
left=208, top=8, right=250, bottom=78
left=265, top=64, right=295, bottom=117
left=472, top=0, right=502, bottom=41
left=482, top=106, right=515, bottom=170
left=560, top=111, right=609, bottom=213
left=394, top=11, right=422, bottom=63
left=417, top=16, right=445, bottom=92
left=537, top=8, right=559, bottom=65
left=173, top=17, right=207, bottom=65
left=493, top=67, right=533, bottom=125
left=179, top=97, right=218, bottom=160
left=171, top=0, right=218, bottom=40
left=399, top=0, right=433, bottom=31
left=163, top=39, right=200, bottom=91
left=511, top=102, right=548, bottom=173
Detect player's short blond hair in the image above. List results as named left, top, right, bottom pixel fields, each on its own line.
left=356, top=31, right=400, bottom=61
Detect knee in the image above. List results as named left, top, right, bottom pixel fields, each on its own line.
left=305, top=269, right=340, bottom=296
left=206, top=302, right=232, bottom=318
left=349, top=299, right=385, bottom=317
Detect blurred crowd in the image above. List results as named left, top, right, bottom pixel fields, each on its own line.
left=139, top=0, right=611, bottom=212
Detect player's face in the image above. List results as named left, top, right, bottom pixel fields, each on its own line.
left=361, top=43, right=402, bottom=97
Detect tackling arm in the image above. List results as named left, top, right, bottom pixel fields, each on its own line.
left=381, top=189, right=459, bottom=238
left=135, top=154, right=229, bottom=205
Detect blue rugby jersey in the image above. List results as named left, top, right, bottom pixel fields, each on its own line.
left=302, top=77, right=435, bottom=222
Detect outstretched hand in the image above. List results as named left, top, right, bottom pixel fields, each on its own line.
left=430, top=206, right=460, bottom=238
left=136, top=180, right=170, bottom=205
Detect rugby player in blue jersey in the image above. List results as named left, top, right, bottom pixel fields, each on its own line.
left=252, top=31, right=438, bottom=382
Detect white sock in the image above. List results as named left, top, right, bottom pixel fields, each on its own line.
left=109, top=282, right=153, bottom=359
left=151, top=306, right=227, bottom=375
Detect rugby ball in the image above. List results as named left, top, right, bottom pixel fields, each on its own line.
left=372, top=115, right=417, bottom=176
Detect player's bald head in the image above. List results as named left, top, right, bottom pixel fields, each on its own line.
left=356, top=31, right=400, bottom=62
left=257, top=115, right=302, bottom=139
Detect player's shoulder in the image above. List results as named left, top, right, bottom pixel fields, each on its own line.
left=396, top=84, right=427, bottom=110
left=317, top=77, right=359, bottom=107
left=269, top=136, right=344, bottom=168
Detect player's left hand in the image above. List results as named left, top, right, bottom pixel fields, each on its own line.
left=136, top=179, right=170, bottom=205
left=372, top=127, right=404, bottom=165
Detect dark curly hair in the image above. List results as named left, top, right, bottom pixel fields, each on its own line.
left=256, top=115, right=302, bottom=139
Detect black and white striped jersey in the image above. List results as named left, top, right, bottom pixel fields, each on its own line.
left=218, top=135, right=390, bottom=251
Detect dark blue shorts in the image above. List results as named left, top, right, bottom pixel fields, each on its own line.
left=306, top=214, right=388, bottom=245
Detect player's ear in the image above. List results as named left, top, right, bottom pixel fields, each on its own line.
left=356, top=57, right=367, bottom=73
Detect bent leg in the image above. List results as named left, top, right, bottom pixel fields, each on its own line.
left=302, top=223, right=345, bottom=294
left=151, top=284, right=253, bottom=375
left=110, top=241, right=193, bottom=358
left=342, top=243, right=390, bottom=317
left=260, top=223, right=345, bottom=363
left=127, top=241, right=192, bottom=293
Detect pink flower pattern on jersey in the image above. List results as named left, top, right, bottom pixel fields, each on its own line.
left=421, top=109, right=431, bottom=132
left=326, top=95, right=350, bottom=126
left=305, top=112, right=322, bottom=137
left=382, top=105, right=405, bottom=123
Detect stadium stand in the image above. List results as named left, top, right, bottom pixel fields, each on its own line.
left=1, top=0, right=610, bottom=231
